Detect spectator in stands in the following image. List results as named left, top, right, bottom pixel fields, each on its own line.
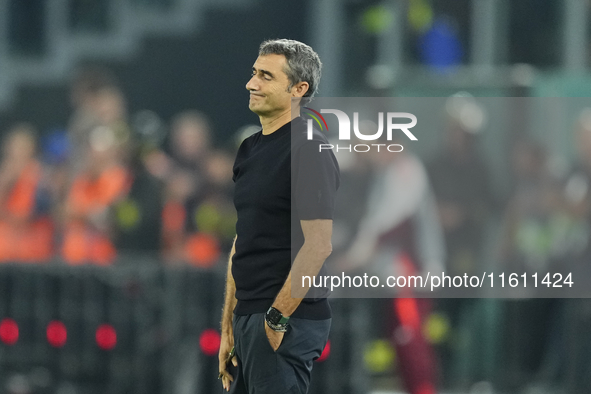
left=341, top=138, right=445, bottom=394
left=530, top=109, right=591, bottom=392
left=112, top=135, right=164, bottom=259
left=561, top=108, right=591, bottom=260
left=497, top=137, right=568, bottom=390
left=0, top=124, right=53, bottom=262
left=169, top=110, right=211, bottom=173
left=38, top=130, right=71, bottom=226
left=426, top=97, right=493, bottom=276
left=68, top=66, right=131, bottom=174
left=65, top=65, right=167, bottom=262
left=425, top=96, right=493, bottom=388
left=162, top=110, right=228, bottom=267
left=61, top=120, right=130, bottom=265
left=189, top=150, right=236, bottom=254
left=499, top=138, right=564, bottom=270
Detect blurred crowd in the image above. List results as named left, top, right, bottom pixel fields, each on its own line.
left=0, top=66, right=236, bottom=267
left=328, top=95, right=591, bottom=393
left=333, top=95, right=591, bottom=282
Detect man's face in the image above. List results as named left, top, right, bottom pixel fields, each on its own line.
left=246, top=54, right=294, bottom=117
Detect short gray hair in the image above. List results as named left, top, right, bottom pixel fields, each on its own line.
left=259, top=39, right=322, bottom=98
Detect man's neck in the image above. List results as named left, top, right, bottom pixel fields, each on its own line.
left=260, top=106, right=301, bottom=135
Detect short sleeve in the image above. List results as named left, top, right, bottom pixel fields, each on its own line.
left=293, top=140, right=340, bottom=220
left=232, top=135, right=251, bottom=183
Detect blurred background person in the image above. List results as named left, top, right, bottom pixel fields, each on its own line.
left=162, top=110, right=211, bottom=265
left=342, top=136, right=446, bottom=394
left=427, top=95, right=493, bottom=277
left=496, top=137, right=564, bottom=391
left=562, top=108, right=591, bottom=263
left=499, top=138, right=564, bottom=273
left=425, top=97, right=495, bottom=389
left=197, top=149, right=236, bottom=252
left=68, top=66, right=131, bottom=175
left=62, top=65, right=143, bottom=265
left=0, top=123, right=53, bottom=262
left=530, top=109, right=591, bottom=393
left=61, top=125, right=130, bottom=265
left=111, top=131, right=165, bottom=260
left=162, top=110, right=234, bottom=267
left=166, top=110, right=211, bottom=192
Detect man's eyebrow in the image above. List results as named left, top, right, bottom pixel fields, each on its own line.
left=252, top=67, right=274, bottom=78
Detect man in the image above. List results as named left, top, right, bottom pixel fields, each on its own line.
left=218, top=39, right=340, bottom=393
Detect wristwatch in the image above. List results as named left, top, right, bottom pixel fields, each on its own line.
left=265, top=307, right=289, bottom=332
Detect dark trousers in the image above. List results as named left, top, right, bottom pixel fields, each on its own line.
left=226, top=313, right=331, bottom=394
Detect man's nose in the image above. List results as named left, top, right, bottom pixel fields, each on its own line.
left=246, top=75, right=258, bottom=91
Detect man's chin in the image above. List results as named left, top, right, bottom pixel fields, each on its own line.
left=249, top=103, right=267, bottom=116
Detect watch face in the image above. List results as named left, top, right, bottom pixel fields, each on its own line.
left=267, top=307, right=282, bottom=325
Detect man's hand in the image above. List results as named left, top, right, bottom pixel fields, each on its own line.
left=264, top=320, right=284, bottom=351
left=219, top=236, right=238, bottom=391
left=218, top=333, right=237, bottom=392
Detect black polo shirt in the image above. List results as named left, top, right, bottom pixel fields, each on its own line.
left=232, top=116, right=340, bottom=319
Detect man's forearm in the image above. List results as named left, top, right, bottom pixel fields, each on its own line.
left=272, top=235, right=332, bottom=317
left=221, top=237, right=237, bottom=335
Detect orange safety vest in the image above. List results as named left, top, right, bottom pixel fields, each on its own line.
left=161, top=200, right=221, bottom=267
left=62, top=165, right=129, bottom=265
left=184, top=232, right=220, bottom=268
left=0, top=161, right=53, bottom=262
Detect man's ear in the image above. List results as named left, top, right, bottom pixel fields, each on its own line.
left=291, top=81, right=310, bottom=98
